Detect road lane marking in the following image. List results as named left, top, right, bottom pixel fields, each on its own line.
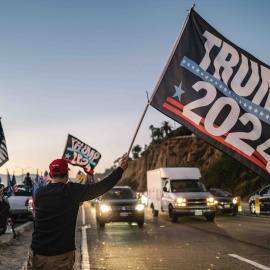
left=81, top=205, right=90, bottom=270
left=229, top=254, right=270, bottom=270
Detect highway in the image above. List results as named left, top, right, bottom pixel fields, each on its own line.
left=78, top=202, right=270, bottom=270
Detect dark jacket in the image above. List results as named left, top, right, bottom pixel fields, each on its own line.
left=31, top=167, right=123, bottom=256
left=23, top=176, right=32, bottom=187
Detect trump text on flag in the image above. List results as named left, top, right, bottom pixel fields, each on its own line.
left=62, top=134, right=101, bottom=174
left=150, top=9, right=270, bottom=183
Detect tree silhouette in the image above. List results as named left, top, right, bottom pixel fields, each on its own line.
left=114, top=153, right=127, bottom=164
left=161, top=121, right=172, bottom=137
left=114, top=157, right=121, bottom=165
left=149, top=125, right=156, bottom=141
left=153, top=127, right=164, bottom=141
left=132, top=145, right=142, bottom=159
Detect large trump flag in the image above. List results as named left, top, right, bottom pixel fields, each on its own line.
left=150, top=9, right=270, bottom=183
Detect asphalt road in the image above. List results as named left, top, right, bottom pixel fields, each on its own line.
left=80, top=202, right=270, bottom=270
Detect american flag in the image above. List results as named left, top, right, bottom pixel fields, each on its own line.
left=85, top=173, right=95, bottom=184
left=76, top=171, right=86, bottom=182
left=6, top=170, right=12, bottom=197
left=11, top=173, right=18, bottom=193
left=0, top=119, right=8, bottom=167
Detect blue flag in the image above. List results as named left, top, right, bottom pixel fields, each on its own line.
left=39, top=176, right=46, bottom=187
left=32, top=181, right=38, bottom=197
left=32, top=172, right=40, bottom=197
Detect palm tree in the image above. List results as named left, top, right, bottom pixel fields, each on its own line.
left=149, top=125, right=156, bottom=142
left=161, top=121, right=173, bottom=138
left=153, top=127, right=164, bottom=141
left=132, top=145, right=142, bottom=159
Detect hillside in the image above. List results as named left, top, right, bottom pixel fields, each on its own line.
left=107, top=135, right=267, bottom=201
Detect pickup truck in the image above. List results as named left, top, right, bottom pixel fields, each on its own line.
left=7, top=185, right=33, bottom=221
left=147, top=167, right=217, bottom=222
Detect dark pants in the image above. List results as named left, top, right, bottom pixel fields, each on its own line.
left=22, top=248, right=75, bottom=270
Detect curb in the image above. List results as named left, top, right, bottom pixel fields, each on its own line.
left=0, top=221, right=33, bottom=246
left=239, top=212, right=270, bottom=218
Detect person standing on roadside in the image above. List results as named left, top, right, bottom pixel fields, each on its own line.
left=23, top=173, right=32, bottom=188
left=22, top=156, right=129, bottom=270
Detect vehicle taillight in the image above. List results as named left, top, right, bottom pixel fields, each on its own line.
left=25, top=199, right=29, bottom=206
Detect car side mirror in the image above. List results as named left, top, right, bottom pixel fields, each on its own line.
left=163, top=187, right=167, bottom=192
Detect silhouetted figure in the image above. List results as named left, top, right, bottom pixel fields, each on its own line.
left=23, top=173, right=32, bottom=188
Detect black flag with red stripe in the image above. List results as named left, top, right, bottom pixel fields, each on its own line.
left=150, top=9, right=270, bottom=183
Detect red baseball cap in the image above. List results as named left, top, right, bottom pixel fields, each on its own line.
left=49, top=159, right=70, bottom=175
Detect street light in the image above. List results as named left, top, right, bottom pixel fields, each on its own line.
left=16, top=166, right=31, bottom=183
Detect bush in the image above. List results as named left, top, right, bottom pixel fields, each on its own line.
left=202, top=153, right=267, bottom=200
left=120, top=178, right=138, bottom=191
left=170, top=126, right=192, bottom=137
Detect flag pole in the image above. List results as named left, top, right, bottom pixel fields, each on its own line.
left=127, top=100, right=151, bottom=156
left=126, top=4, right=195, bottom=157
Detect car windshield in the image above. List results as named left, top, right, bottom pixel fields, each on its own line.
left=210, top=189, right=227, bottom=197
left=224, top=191, right=232, bottom=196
left=15, top=185, right=32, bottom=196
left=170, top=180, right=206, bottom=192
left=102, top=188, right=136, bottom=200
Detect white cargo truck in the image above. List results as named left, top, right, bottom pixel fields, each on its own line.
left=147, top=167, right=217, bottom=222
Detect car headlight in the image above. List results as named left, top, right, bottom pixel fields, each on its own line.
left=141, top=195, right=148, bottom=205
left=207, top=197, right=217, bottom=206
left=233, top=199, right=238, bottom=204
left=100, top=205, right=111, bottom=212
left=135, top=204, right=144, bottom=211
left=176, top=198, right=186, bottom=203
left=175, top=198, right=186, bottom=206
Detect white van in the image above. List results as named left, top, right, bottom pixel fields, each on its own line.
left=147, top=168, right=217, bottom=222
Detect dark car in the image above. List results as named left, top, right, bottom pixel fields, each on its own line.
left=96, top=186, right=144, bottom=227
left=209, top=188, right=238, bottom=215
left=249, top=185, right=270, bottom=215
left=223, top=191, right=236, bottom=197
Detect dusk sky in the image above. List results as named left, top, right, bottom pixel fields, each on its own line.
left=0, top=0, right=270, bottom=179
